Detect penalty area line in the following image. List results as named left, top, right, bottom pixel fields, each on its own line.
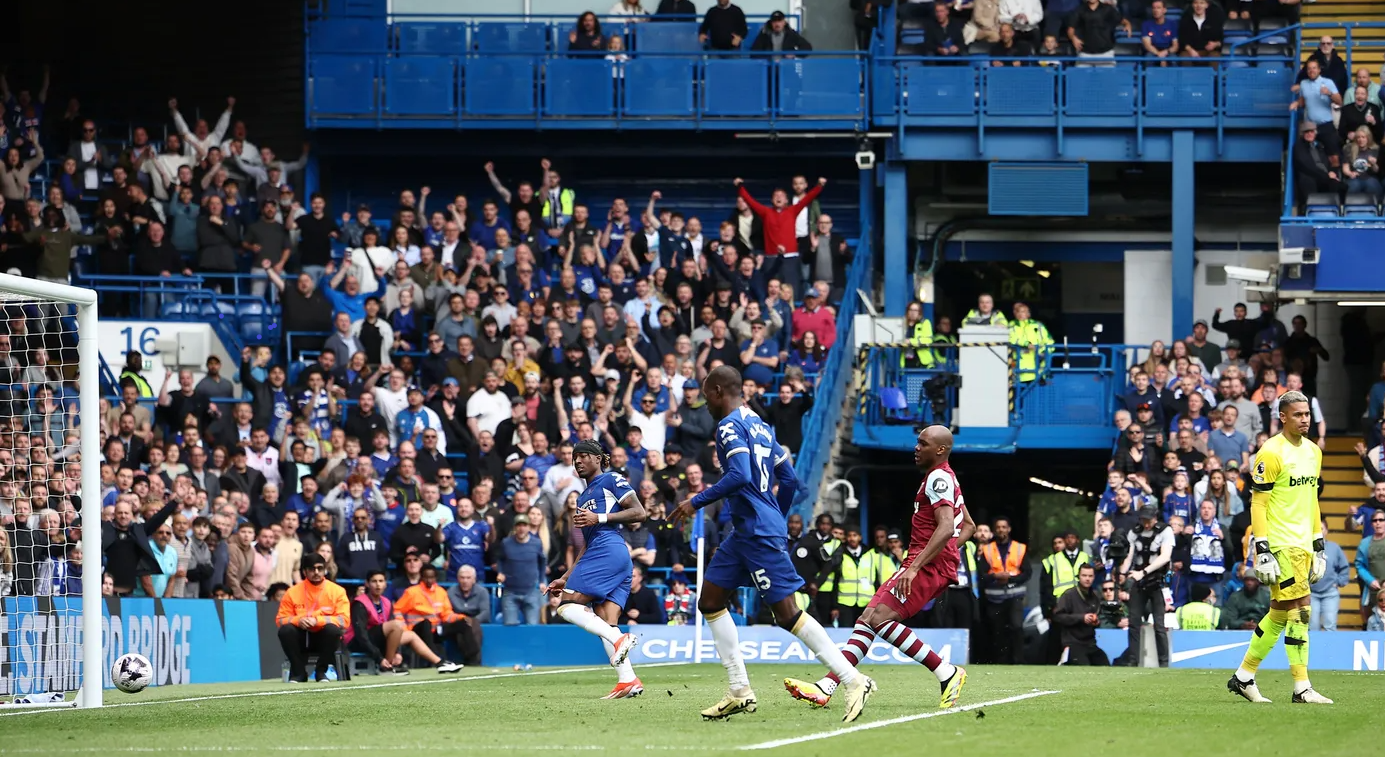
left=737, top=689, right=1063, bottom=750
left=0, top=662, right=690, bottom=718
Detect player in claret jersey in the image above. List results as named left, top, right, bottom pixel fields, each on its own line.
left=786, top=424, right=972, bottom=711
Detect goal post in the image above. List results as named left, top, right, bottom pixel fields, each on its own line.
left=0, top=273, right=102, bottom=709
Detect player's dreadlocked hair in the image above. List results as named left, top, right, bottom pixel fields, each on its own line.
left=573, top=439, right=611, bottom=469
left=1279, top=390, right=1309, bottom=409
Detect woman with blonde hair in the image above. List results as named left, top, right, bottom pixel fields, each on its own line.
left=315, top=541, right=340, bottom=581
left=1141, top=340, right=1168, bottom=375
left=1342, top=125, right=1382, bottom=199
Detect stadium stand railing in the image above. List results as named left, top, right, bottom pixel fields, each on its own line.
left=790, top=217, right=873, bottom=522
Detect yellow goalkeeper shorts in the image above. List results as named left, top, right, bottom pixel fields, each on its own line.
left=1270, top=547, right=1312, bottom=602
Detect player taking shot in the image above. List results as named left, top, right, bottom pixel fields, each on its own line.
left=1228, top=390, right=1333, bottom=705
left=549, top=438, right=645, bottom=700
left=786, top=425, right=971, bottom=710
left=669, top=365, right=876, bottom=722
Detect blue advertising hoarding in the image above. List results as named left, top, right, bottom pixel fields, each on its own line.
left=1095, top=629, right=1385, bottom=670
left=0, top=597, right=263, bottom=696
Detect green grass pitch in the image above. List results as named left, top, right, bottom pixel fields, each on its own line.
left=0, top=664, right=1376, bottom=756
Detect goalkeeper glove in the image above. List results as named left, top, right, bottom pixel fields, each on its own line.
left=1309, top=537, right=1327, bottom=584
left=1252, top=538, right=1280, bottom=585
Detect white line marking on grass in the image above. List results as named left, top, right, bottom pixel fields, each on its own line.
left=0, top=747, right=618, bottom=754
left=737, top=689, right=1062, bottom=750
left=0, top=662, right=690, bottom=718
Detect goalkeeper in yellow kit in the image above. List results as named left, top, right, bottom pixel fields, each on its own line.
left=1227, top=390, right=1333, bottom=705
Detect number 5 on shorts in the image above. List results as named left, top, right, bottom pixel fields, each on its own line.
left=753, top=569, right=772, bottom=591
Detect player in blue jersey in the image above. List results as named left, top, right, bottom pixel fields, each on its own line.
left=549, top=438, right=647, bottom=699
left=669, top=365, right=875, bottom=722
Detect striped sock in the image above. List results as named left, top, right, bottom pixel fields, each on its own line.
left=818, top=621, right=876, bottom=695
left=875, top=619, right=955, bottom=682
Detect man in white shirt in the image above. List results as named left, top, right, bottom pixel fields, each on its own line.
left=438, top=221, right=466, bottom=270
left=69, top=120, right=108, bottom=191
left=369, top=366, right=411, bottom=444
left=466, top=371, right=512, bottom=437
left=245, top=428, right=283, bottom=488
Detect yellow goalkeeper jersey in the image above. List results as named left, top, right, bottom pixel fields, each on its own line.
left=1249, top=433, right=1321, bottom=552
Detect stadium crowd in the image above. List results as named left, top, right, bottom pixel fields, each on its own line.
left=0, top=80, right=865, bottom=676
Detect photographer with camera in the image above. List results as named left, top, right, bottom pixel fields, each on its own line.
left=1119, top=505, right=1174, bottom=667
left=1053, top=564, right=1110, bottom=665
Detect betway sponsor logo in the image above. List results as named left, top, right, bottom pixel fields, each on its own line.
left=1288, top=475, right=1318, bottom=487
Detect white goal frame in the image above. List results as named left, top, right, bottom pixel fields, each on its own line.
left=0, top=273, right=102, bottom=709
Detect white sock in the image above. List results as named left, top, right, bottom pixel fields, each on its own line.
left=707, top=610, right=751, bottom=693
left=1234, top=667, right=1255, bottom=683
left=816, top=677, right=839, bottom=696
left=603, top=639, right=638, bottom=683
left=789, top=613, right=857, bottom=685
left=1293, top=679, right=1312, bottom=694
left=556, top=603, right=623, bottom=646
left=934, top=660, right=957, bottom=682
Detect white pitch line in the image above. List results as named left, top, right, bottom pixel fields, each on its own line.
left=737, top=689, right=1062, bottom=750
left=0, top=662, right=690, bottom=718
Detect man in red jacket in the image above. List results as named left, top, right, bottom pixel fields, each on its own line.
left=735, top=176, right=826, bottom=300
left=793, top=286, right=837, bottom=351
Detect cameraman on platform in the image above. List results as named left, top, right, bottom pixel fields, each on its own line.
left=1053, top=564, right=1109, bottom=665
left=1119, top=505, right=1173, bottom=667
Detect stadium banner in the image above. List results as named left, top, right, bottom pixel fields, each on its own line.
left=1094, top=629, right=1385, bottom=670
left=0, top=597, right=263, bottom=696
left=480, top=625, right=970, bottom=668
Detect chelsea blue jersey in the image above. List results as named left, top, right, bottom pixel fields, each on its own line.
left=576, top=471, right=636, bottom=550
left=708, top=406, right=790, bottom=539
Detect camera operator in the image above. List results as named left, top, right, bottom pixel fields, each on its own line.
left=1119, top=505, right=1173, bottom=667
left=1097, top=579, right=1128, bottom=629
left=1053, top=564, right=1109, bottom=666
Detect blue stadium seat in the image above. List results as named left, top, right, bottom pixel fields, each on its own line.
left=777, top=58, right=863, bottom=118
left=396, top=22, right=467, bottom=54
left=623, top=58, right=696, bottom=117
left=463, top=58, right=536, bottom=116
left=1305, top=193, right=1340, bottom=217
left=472, top=22, right=547, bottom=53
left=309, top=18, right=389, bottom=52
left=1344, top=194, right=1379, bottom=217
left=544, top=59, right=616, bottom=117
left=323, top=0, right=386, bottom=15
left=385, top=58, right=458, bottom=116
left=704, top=59, right=771, bottom=116
left=160, top=301, right=186, bottom=318
left=311, top=55, right=377, bottom=114
left=235, top=300, right=266, bottom=317
left=633, top=22, right=702, bottom=53
left=879, top=387, right=908, bottom=411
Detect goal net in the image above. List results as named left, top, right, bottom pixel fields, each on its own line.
left=0, top=274, right=101, bottom=708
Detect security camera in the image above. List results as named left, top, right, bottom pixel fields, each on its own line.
left=854, top=150, right=876, bottom=170
left=1224, top=265, right=1273, bottom=285
left=1279, top=247, right=1318, bottom=265
left=844, top=495, right=860, bottom=510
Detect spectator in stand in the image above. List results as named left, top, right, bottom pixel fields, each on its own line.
left=24, top=206, right=105, bottom=285
left=1342, top=127, right=1382, bottom=200
left=568, top=12, right=606, bottom=54
left=924, top=3, right=966, bottom=58
left=1212, top=303, right=1273, bottom=353
left=66, top=119, right=111, bottom=194
left=1292, top=60, right=1344, bottom=169
left=1068, top=0, right=1130, bottom=66
left=792, top=286, right=836, bottom=351
left=494, top=513, right=546, bottom=625
left=700, top=0, right=748, bottom=50
left=1309, top=517, right=1350, bottom=632
left=196, top=196, right=241, bottom=275
left=997, top=0, right=1043, bottom=43
left=990, top=24, right=1033, bottom=63
left=1140, top=0, right=1178, bottom=63
left=1341, top=87, right=1383, bottom=146
left=1176, top=0, right=1222, bottom=62
left=733, top=176, right=823, bottom=297
left=751, top=11, right=813, bottom=54
left=1296, top=36, right=1348, bottom=97
left=1207, top=405, right=1250, bottom=469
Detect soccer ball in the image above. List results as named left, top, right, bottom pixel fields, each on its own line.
left=111, top=653, right=153, bottom=694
